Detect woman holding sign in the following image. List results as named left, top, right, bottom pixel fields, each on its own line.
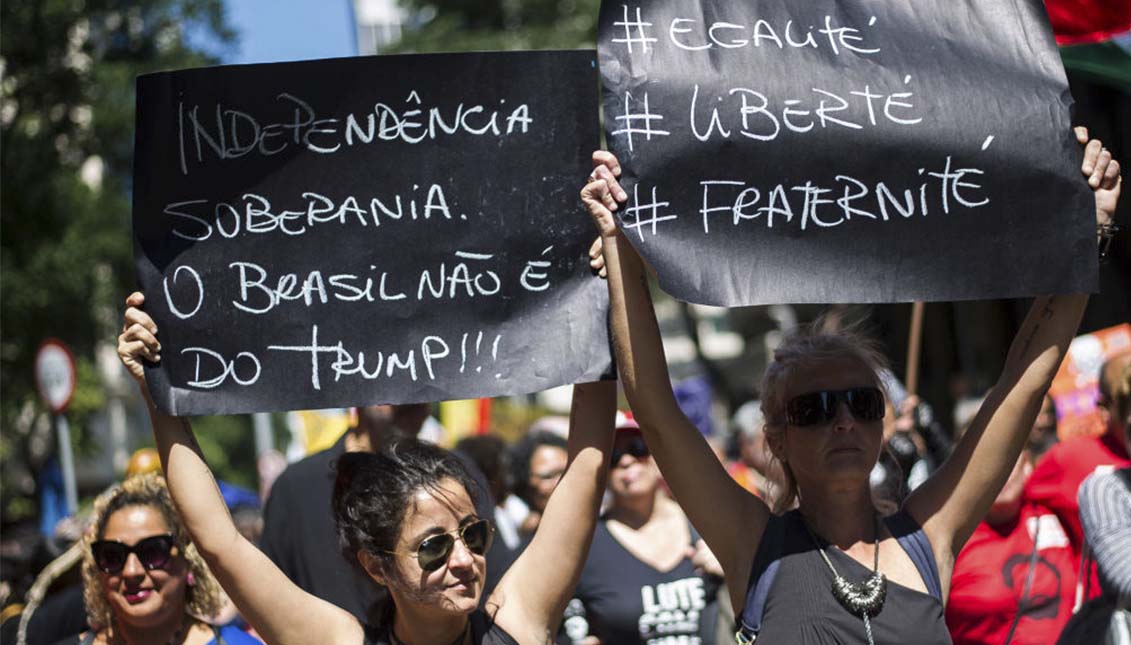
left=579, top=128, right=1120, bottom=644
left=117, top=297, right=617, bottom=645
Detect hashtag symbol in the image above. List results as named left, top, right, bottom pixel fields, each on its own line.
left=622, top=184, right=679, bottom=241
left=610, top=92, right=670, bottom=152
left=612, top=4, right=657, bottom=53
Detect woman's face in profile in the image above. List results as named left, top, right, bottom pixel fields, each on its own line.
left=98, top=505, right=189, bottom=629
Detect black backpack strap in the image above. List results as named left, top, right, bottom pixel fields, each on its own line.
left=735, top=515, right=786, bottom=643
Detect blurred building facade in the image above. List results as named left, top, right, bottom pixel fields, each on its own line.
left=353, top=0, right=405, bottom=55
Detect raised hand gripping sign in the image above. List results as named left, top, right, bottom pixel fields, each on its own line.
left=597, top=0, right=1097, bottom=306
left=133, top=50, right=611, bottom=415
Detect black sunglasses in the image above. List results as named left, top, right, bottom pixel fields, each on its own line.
left=611, top=436, right=650, bottom=465
left=391, top=518, right=494, bottom=572
left=785, top=387, right=885, bottom=427
left=91, top=534, right=176, bottom=574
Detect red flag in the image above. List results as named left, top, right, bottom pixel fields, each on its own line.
left=1045, top=0, right=1131, bottom=45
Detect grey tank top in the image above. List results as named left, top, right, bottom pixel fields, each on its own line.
left=738, top=509, right=952, bottom=644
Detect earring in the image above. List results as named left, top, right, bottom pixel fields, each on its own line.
left=185, top=572, right=196, bottom=587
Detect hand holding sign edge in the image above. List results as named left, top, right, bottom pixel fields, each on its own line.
left=1075, top=126, right=1122, bottom=229
left=118, top=291, right=161, bottom=389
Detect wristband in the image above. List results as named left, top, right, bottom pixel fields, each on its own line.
left=1098, top=222, right=1120, bottom=264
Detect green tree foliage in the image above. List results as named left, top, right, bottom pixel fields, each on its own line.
left=0, top=1, right=235, bottom=522
left=391, top=0, right=601, bottom=53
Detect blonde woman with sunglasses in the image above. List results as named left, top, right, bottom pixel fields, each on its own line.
left=579, top=128, right=1120, bottom=644
left=64, top=472, right=260, bottom=645
left=117, top=294, right=616, bottom=645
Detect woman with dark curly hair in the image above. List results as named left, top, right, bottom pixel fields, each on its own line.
left=59, top=472, right=259, bottom=645
left=509, top=430, right=569, bottom=536
left=117, top=294, right=616, bottom=645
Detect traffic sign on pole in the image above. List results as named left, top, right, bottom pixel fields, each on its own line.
left=35, top=339, right=79, bottom=516
left=35, top=339, right=76, bottom=414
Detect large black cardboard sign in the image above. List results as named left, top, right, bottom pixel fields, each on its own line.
left=133, top=51, right=611, bottom=415
left=598, top=0, right=1098, bottom=306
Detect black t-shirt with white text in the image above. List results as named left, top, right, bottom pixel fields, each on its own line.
left=566, top=519, right=720, bottom=645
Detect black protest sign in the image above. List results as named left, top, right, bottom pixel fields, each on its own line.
left=133, top=50, right=611, bottom=416
left=597, top=0, right=1097, bottom=306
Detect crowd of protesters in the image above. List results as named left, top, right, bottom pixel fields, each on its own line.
left=0, top=127, right=1125, bottom=645
left=2, top=352, right=1129, bottom=644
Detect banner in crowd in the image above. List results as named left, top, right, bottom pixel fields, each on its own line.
left=1050, top=323, right=1131, bottom=440
left=133, top=51, right=612, bottom=415
left=597, top=0, right=1097, bottom=306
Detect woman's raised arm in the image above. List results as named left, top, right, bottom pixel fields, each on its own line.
left=907, top=129, right=1122, bottom=590
left=118, top=292, right=361, bottom=645
left=489, top=379, right=616, bottom=642
left=581, top=152, right=770, bottom=602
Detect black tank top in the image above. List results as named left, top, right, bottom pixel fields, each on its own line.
left=363, top=610, right=518, bottom=645
left=739, top=509, right=952, bottom=644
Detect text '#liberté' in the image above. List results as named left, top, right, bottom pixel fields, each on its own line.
left=175, top=90, right=535, bottom=175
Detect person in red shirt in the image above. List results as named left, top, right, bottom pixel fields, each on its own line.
left=948, top=447, right=1078, bottom=645
left=1024, top=349, right=1131, bottom=553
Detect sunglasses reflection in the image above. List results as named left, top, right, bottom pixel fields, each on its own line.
left=411, top=518, right=495, bottom=571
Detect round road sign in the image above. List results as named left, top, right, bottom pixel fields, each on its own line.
left=35, top=339, right=76, bottom=414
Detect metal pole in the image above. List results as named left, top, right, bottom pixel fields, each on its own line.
left=56, top=415, right=78, bottom=515
left=906, top=301, right=926, bottom=397
left=253, top=412, right=273, bottom=456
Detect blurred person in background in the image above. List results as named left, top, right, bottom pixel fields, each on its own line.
left=945, top=447, right=1077, bottom=644
left=1025, top=348, right=1131, bottom=554
left=566, top=417, right=722, bottom=645
left=870, top=394, right=954, bottom=511
left=509, top=430, right=569, bottom=538
left=1028, top=395, right=1060, bottom=460
left=1063, top=361, right=1131, bottom=643
left=54, top=472, right=260, bottom=645
left=456, top=435, right=520, bottom=550
left=125, top=448, right=162, bottom=478
left=729, top=401, right=776, bottom=499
